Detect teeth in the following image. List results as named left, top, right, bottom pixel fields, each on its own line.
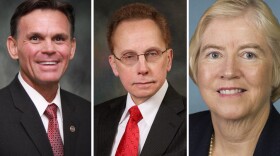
left=219, top=89, right=242, bottom=95
left=40, top=62, right=57, bottom=65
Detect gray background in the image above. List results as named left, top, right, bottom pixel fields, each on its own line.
left=189, top=0, right=280, bottom=113
left=0, top=0, right=91, bottom=102
left=94, top=0, right=186, bottom=105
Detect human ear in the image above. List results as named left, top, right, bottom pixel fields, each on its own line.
left=7, top=36, right=19, bottom=60
left=69, top=38, right=76, bottom=60
left=109, top=55, right=119, bottom=76
left=166, top=49, right=173, bottom=72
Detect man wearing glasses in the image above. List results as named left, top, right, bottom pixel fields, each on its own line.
left=94, top=3, right=186, bottom=156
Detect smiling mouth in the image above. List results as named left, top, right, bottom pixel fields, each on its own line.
left=217, top=88, right=246, bottom=95
left=39, top=61, right=58, bottom=65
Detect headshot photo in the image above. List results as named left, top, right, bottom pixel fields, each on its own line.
left=0, top=0, right=91, bottom=101
left=0, top=0, right=91, bottom=155
left=189, top=0, right=280, bottom=113
left=189, top=0, right=280, bottom=155
left=94, top=0, right=186, bottom=105
left=94, top=1, right=186, bottom=155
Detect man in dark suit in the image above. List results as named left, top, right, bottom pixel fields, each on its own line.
left=0, top=0, right=91, bottom=155
left=94, top=3, right=186, bottom=156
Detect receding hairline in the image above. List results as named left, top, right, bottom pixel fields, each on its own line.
left=110, top=18, right=167, bottom=47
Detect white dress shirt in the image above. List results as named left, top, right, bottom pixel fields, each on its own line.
left=18, top=73, right=64, bottom=143
left=110, top=80, right=168, bottom=155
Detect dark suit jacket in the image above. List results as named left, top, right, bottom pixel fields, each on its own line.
left=189, top=105, right=280, bottom=156
left=0, top=76, right=91, bottom=156
left=95, top=85, right=186, bottom=156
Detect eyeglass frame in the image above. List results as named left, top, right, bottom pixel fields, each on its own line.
left=113, top=48, right=170, bottom=65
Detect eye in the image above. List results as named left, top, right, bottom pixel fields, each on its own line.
left=29, top=35, right=40, bottom=43
left=207, top=51, right=221, bottom=59
left=54, top=36, right=65, bottom=42
left=30, top=36, right=40, bottom=41
left=122, top=52, right=137, bottom=59
left=242, top=52, right=256, bottom=60
left=31, top=36, right=38, bottom=40
left=145, top=50, right=159, bottom=57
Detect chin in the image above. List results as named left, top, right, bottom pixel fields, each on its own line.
left=214, top=109, right=247, bottom=121
left=37, top=76, right=60, bottom=84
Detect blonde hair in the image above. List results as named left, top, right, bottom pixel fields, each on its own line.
left=189, top=0, right=280, bottom=102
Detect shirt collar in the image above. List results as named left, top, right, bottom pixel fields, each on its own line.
left=18, top=72, right=62, bottom=117
left=119, top=80, right=168, bottom=126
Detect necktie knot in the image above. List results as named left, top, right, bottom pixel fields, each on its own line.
left=45, top=103, right=58, bottom=119
left=129, top=105, right=143, bottom=123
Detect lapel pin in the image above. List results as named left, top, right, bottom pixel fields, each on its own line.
left=70, top=125, right=76, bottom=132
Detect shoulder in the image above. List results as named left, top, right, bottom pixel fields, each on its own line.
left=189, top=110, right=212, bottom=132
left=60, top=89, right=91, bottom=115
left=61, top=89, right=90, bottom=105
left=250, top=106, right=280, bottom=155
left=0, top=84, right=12, bottom=97
left=190, top=110, right=211, bottom=123
left=163, top=84, right=186, bottom=114
left=95, top=95, right=126, bottom=115
left=189, top=111, right=213, bottom=155
left=0, top=77, right=19, bottom=95
left=166, top=84, right=186, bottom=101
left=0, top=78, right=23, bottom=104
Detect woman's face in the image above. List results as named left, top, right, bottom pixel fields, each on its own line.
left=197, top=16, right=273, bottom=120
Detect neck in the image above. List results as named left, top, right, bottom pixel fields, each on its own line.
left=35, top=85, right=58, bottom=103
left=211, top=104, right=270, bottom=156
left=30, top=81, right=59, bottom=103
left=20, top=73, right=59, bottom=102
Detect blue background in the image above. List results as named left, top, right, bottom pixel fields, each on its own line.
left=189, top=0, right=280, bottom=113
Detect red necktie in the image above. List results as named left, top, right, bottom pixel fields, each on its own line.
left=44, top=104, right=64, bottom=156
left=116, top=105, right=143, bottom=156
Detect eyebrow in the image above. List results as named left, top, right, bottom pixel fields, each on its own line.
left=53, top=33, right=70, bottom=39
left=200, top=43, right=266, bottom=54
left=200, top=44, right=225, bottom=53
left=26, top=32, right=42, bottom=38
left=26, top=32, right=70, bottom=39
left=237, top=43, right=265, bottom=54
left=118, top=46, right=164, bottom=55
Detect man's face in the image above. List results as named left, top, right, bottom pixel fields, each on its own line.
left=109, top=19, right=173, bottom=105
left=7, top=9, right=76, bottom=88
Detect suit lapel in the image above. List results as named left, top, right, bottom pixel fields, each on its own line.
left=97, top=96, right=126, bottom=156
left=141, top=86, right=185, bottom=156
left=10, top=78, right=53, bottom=155
left=60, top=90, right=79, bottom=156
left=254, top=105, right=280, bottom=156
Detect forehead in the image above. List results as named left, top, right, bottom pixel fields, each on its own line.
left=201, top=15, right=265, bottom=47
left=112, top=19, right=166, bottom=51
left=17, top=9, right=70, bottom=34
left=114, top=19, right=163, bottom=37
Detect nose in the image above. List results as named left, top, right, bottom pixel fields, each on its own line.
left=220, top=56, right=240, bottom=80
left=137, top=55, right=149, bottom=75
left=42, top=39, right=56, bottom=55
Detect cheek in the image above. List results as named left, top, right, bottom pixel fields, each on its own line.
left=158, top=57, right=171, bottom=73
left=55, top=46, right=73, bottom=58
left=117, top=67, right=133, bottom=83
left=18, top=45, right=35, bottom=61
left=197, top=63, right=216, bottom=88
left=245, top=64, right=273, bottom=92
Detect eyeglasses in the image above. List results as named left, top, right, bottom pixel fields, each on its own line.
left=113, top=48, right=169, bottom=65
